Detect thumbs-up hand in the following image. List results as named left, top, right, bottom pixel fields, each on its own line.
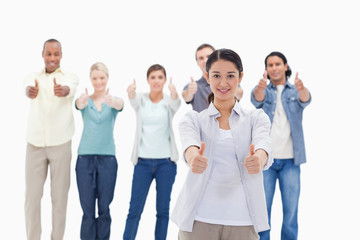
left=76, top=88, right=89, bottom=110
left=253, top=71, right=268, bottom=102
left=104, top=88, right=113, bottom=106
left=168, top=77, right=178, bottom=99
left=257, top=71, right=268, bottom=91
left=244, top=144, right=262, bottom=174
left=127, top=79, right=136, bottom=99
left=186, top=142, right=208, bottom=174
left=294, top=72, right=304, bottom=91
left=54, top=77, right=70, bottom=97
left=294, top=72, right=311, bottom=102
left=26, top=79, right=39, bottom=99
left=187, top=77, right=198, bottom=96
left=79, top=88, right=89, bottom=107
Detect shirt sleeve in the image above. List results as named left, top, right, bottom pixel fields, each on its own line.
left=178, top=111, right=201, bottom=161
left=250, top=87, right=266, bottom=109
left=129, top=93, right=141, bottom=110
left=23, top=73, right=37, bottom=95
left=167, top=95, right=181, bottom=112
left=63, top=72, right=79, bottom=99
left=251, top=109, right=273, bottom=170
left=297, top=91, right=312, bottom=108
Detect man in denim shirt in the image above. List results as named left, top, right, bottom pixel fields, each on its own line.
left=251, top=52, right=311, bottom=240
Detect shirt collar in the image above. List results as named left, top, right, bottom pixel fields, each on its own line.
left=41, top=67, right=63, bottom=74
left=269, top=78, right=291, bottom=89
left=208, top=101, right=241, bottom=117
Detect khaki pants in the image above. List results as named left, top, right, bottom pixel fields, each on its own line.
left=25, top=141, right=72, bottom=240
left=178, top=221, right=259, bottom=240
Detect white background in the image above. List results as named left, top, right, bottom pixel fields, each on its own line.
left=1, top=0, right=359, bottom=239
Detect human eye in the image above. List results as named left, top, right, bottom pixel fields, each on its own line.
left=227, top=74, right=235, bottom=79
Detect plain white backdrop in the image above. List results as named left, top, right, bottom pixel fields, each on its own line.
left=1, top=0, right=359, bottom=239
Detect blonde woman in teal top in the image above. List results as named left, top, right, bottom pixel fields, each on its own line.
left=75, top=62, right=124, bottom=240
left=124, top=64, right=180, bottom=240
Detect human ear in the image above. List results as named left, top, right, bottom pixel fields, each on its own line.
left=205, top=72, right=210, bottom=84
left=238, top=72, right=244, bottom=84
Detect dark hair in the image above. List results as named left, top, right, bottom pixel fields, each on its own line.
left=264, top=51, right=292, bottom=79
left=206, top=48, right=243, bottom=104
left=195, top=43, right=215, bottom=60
left=146, top=64, right=166, bottom=78
left=42, top=38, right=62, bottom=52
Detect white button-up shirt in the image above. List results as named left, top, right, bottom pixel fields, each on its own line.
left=171, top=101, right=273, bottom=233
left=24, top=68, right=79, bottom=147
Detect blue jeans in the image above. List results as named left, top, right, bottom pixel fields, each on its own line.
left=259, top=159, right=300, bottom=240
left=76, top=155, right=118, bottom=240
left=123, top=158, right=177, bottom=240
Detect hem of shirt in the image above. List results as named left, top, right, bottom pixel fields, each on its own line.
left=195, top=216, right=253, bottom=226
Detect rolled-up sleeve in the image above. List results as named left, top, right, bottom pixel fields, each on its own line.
left=297, top=92, right=312, bottom=109
left=250, top=88, right=265, bottom=109
left=251, top=109, right=273, bottom=170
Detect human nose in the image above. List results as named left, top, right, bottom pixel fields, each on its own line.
left=219, top=77, right=227, bottom=86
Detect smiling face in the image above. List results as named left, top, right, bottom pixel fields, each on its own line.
left=42, top=41, right=62, bottom=73
left=206, top=59, right=242, bottom=103
left=266, top=55, right=288, bottom=85
left=90, top=69, right=108, bottom=92
left=147, top=69, right=166, bottom=93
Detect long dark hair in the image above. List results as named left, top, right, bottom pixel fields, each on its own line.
left=264, top=51, right=292, bottom=79
left=206, top=49, right=243, bottom=104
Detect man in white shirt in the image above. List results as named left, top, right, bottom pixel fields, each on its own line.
left=24, top=39, right=79, bottom=240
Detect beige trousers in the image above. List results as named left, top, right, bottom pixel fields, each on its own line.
left=25, top=141, right=72, bottom=240
left=178, top=221, right=259, bottom=240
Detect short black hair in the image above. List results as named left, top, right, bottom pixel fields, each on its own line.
left=42, top=39, right=62, bottom=52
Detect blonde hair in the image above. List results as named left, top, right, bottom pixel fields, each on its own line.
left=90, top=62, right=109, bottom=77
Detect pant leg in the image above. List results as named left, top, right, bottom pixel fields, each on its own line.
left=178, top=221, right=222, bottom=240
left=76, top=155, right=97, bottom=240
left=25, top=143, right=48, bottom=240
left=278, top=159, right=300, bottom=240
left=96, top=155, right=118, bottom=240
left=222, top=225, right=259, bottom=240
left=259, top=161, right=279, bottom=240
left=154, top=158, right=177, bottom=240
left=47, top=141, right=72, bottom=240
left=123, top=159, right=154, bottom=240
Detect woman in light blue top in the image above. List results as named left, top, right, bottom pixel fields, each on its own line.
left=171, top=49, right=273, bottom=240
left=123, top=64, right=180, bottom=240
left=75, top=62, right=124, bottom=240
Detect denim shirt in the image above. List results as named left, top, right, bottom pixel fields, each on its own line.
left=250, top=81, right=311, bottom=165
left=171, top=102, right=272, bottom=233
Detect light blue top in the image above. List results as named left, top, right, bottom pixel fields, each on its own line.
left=129, top=92, right=181, bottom=165
left=77, top=98, right=123, bottom=155
left=250, top=80, right=311, bottom=165
left=138, top=98, right=171, bottom=158
left=171, top=101, right=272, bottom=233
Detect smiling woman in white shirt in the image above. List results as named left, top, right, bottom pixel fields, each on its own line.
left=171, top=49, right=273, bottom=240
